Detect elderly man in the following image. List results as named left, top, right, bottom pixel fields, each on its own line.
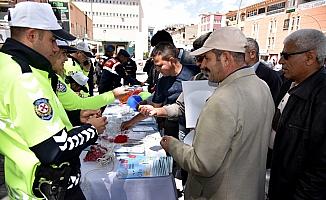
left=0, top=2, right=107, bottom=199
left=268, top=29, right=326, bottom=200
left=160, top=27, right=275, bottom=200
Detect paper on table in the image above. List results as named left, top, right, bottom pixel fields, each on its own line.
left=182, top=80, right=216, bottom=128
left=132, top=126, right=154, bottom=132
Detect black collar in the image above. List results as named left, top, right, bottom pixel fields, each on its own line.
left=1, top=38, right=53, bottom=76
left=289, top=67, right=326, bottom=100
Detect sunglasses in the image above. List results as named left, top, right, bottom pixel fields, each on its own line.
left=280, top=50, right=310, bottom=60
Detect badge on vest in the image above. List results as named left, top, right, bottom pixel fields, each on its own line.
left=57, top=80, right=67, bottom=92
left=33, top=98, right=53, bottom=120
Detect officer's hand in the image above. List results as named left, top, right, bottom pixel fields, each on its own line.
left=139, top=105, right=156, bottom=116
left=120, top=120, right=134, bottom=131
left=80, top=109, right=101, bottom=124
left=87, top=116, right=108, bottom=134
left=112, top=86, right=131, bottom=99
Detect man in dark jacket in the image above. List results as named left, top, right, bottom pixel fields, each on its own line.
left=245, top=38, right=282, bottom=103
left=268, top=29, right=326, bottom=200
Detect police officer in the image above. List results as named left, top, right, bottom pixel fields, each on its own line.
left=0, top=2, right=107, bottom=199
left=64, top=41, right=94, bottom=97
left=52, top=40, right=129, bottom=111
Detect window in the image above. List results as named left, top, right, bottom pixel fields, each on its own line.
left=291, top=17, right=295, bottom=30
left=268, top=37, right=271, bottom=47
left=267, top=2, right=285, bottom=12
left=283, top=19, right=289, bottom=30
left=296, top=16, right=300, bottom=30
left=258, top=8, right=265, bottom=14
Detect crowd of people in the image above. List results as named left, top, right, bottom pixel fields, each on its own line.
left=0, top=1, right=326, bottom=200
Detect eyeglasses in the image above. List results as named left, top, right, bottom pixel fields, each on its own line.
left=280, top=50, right=310, bottom=60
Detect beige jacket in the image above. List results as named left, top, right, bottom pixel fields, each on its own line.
left=169, top=68, right=274, bottom=200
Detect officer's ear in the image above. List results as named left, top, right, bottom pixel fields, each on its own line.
left=25, top=29, right=39, bottom=43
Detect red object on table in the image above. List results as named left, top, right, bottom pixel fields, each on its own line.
left=84, top=145, right=107, bottom=162
left=114, top=134, right=128, bottom=143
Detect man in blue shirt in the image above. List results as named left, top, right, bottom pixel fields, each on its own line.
left=121, top=42, right=197, bottom=138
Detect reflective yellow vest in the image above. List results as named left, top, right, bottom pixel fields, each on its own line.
left=0, top=52, right=72, bottom=199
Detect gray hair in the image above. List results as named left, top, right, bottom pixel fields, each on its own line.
left=284, top=29, right=326, bottom=65
left=246, top=37, right=259, bottom=61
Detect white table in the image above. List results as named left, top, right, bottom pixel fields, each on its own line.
left=80, top=105, right=178, bottom=200
left=80, top=160, right=177, bottom=200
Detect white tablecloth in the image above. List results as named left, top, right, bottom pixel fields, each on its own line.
left=80, top=105, right=177, bottom=200
left=80, top=159, right=177, bottom=200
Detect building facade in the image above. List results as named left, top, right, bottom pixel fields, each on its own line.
left=50, top=0, right=93, bottom=40
left=198, top=12, right=225, bottom=36
left=226, top=0, right=326, bottom=63
left=72, top=0, right=146, bottom=59
left=165, top=24, right=198, bottom=50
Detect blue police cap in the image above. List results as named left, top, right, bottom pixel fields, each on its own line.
left=105, top=44, right=115, bottom=52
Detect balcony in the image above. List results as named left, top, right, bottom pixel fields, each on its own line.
left=266, top=8, right=285, bottom=15
left=298, top=0, right=326, bottom=10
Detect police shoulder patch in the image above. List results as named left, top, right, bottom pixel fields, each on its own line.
left=57, top=80, right=67, bottom=92
left=33, top=98, right=53, bottom=120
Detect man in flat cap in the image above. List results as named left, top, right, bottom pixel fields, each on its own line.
left=160, top=27, right=275, bottom=200
left=0, top=2, right=107, bottom=199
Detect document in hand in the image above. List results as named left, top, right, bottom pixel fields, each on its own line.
left=182, top=80, right=216, bottom=128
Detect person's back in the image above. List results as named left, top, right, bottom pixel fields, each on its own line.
left=124, top=58, right=137, bottom=79
left=98, top=57, right=122, bottom=93
left=245, top=38, right=282, bottom=103
left=255, top=61, right=282, bottom=102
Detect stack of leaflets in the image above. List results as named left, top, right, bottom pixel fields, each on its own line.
left=114, top=142, right=145, bottom=157
left=117, top=155, right=173, bottom=178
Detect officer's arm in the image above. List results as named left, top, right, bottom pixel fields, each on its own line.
left=11, top=73, right=98, bottom=166
left=56, top=77, right=115, bottom=111
left=30, top=124, right=98, bottom=165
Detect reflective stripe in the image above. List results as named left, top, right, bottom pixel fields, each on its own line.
left=7, top=185, right=40, bottom=200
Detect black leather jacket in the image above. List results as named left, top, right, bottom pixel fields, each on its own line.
left=269, top=67, right=326, bottom=200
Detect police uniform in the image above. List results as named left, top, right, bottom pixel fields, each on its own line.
left=64, top=58, right=90, bottom=98
left=98, top=58, right=123, bottom=93
left=56, top=75, right=116, bottom=110
left=0, top=20, right=96, bottom=200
